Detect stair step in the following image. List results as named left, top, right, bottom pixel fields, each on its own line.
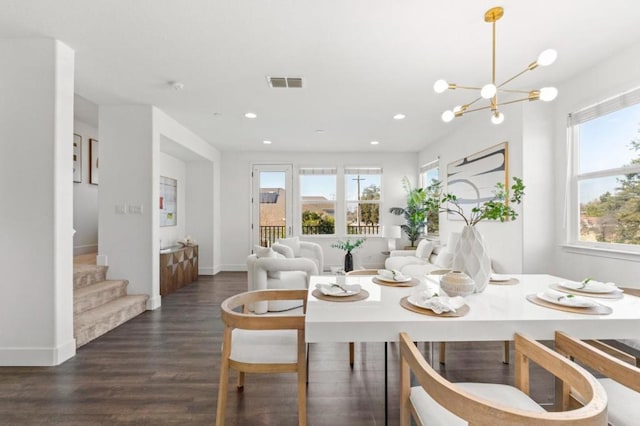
left=74, top=264, right=109, bottom=289
left=74, top=295, right=148, bottom=348
left=74, top=280, right=128, bottom=315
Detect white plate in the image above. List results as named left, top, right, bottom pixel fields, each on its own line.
left=558, top=281, right=621, bottom=294
left=537, top=291, right=597, bottom=308
left=407, top=294, right=466, bottom=313
left=315, top=283, right=361, bottom=297
left=375, top=274, right=411, bottom=283
left=490, top=274, right=512, bottom=282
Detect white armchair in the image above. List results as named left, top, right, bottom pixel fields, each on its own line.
left=247, top=252, right=318, bottom=314
left=272, top=237, right=324, bottom=273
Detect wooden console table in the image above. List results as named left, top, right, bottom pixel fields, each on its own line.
left=159, top=245, right=199, bottom=296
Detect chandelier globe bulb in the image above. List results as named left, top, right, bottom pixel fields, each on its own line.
left=441, top=110, right=455, bottom=123
left=434, top=79, right=449, bottom=93
left=537, top=49, right=558, bottom=67
left=491, top=111, right=505, bottom=125
left=539, top=87, right=558, bottom=102
left=481, top=84, right=497, bottom=99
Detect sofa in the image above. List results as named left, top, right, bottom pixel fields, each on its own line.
left=384, top=233, right=461, bottom=278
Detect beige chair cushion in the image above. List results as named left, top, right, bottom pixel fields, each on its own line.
left=410, top=382, right=544, bottom=426
left=598, top=378, right=639, bottom=426
left=230, top=329, right=298, bottom=364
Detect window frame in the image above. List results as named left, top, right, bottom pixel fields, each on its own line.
left=344, top=167, right=383, bottom=236
left=419, top=160, right=440, bottom=236
left=298, top=168, right=337, bottom=236
left=567, top=87, right=640, bottom=254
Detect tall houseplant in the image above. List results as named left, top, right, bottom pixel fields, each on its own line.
left=389, top=177, right=429, bottom=247
left=331, top=238, right=365, bottom=272
left=425, top=177, right=525, bottom=292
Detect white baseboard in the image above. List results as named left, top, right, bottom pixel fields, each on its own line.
left=147, top=295, right=161, bottom=310
left=73, top=244, right=98, bottom=256
left=198, top=267, right=215, bottom=275
left=221, top=264, right=248, bottom=271
left=213, top=265, right=221, bottom=275
left=0, top=339, right=76, bottom=366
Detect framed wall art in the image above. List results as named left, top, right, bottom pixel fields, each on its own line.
left=73, top=133, right=82, bottom=183
left=446, top=141, right=508, bottom=221
left=89, top=138, right=99, bottom=185
left=160, top=176, right=177, bottom=227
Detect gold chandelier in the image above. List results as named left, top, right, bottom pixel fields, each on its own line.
left=434, top=6, right=558, bottom=125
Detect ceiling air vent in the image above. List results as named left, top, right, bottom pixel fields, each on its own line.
left=267, top=76, right=304, bottom=88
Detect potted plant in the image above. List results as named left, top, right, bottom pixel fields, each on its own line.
left=331, top=238, right=365, bottom=272
left=389, top=177, right=429, bottom=247
left=425, top=177, right=525, bottom=292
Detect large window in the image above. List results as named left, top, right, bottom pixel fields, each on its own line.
left=299, top=168, right=336, bottom=235
left=345, top=167, right=382, bottom=235
left=569, top=88, right=640, bottom=249
left=420, top=160, right=439, bottom=235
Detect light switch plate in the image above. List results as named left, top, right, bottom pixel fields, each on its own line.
left=115, top=204, right=126, bottom=214
left=128, top=204, right=143, bottom=215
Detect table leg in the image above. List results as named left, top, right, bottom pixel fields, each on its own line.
left=384, top=341, right=388, bottom=426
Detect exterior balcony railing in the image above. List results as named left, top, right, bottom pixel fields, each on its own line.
left=260, top=224, right=380, bottom=246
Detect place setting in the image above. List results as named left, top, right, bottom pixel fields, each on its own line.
left=548, top=278, right=624, bottom=299
left=373, top=269, right=420, bottom=287
left=526, top=286, right=612, bottom=315
left=489, top=273, right=519, bottom=285
left=312, top=282, right=369, bottom=302
left=400, top=281, right=470, bottom=317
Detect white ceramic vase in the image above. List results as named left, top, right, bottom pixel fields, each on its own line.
left=452, top=226, right=491, bottom=293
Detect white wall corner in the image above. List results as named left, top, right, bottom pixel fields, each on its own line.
left=147, top=296, right=162, bottom=310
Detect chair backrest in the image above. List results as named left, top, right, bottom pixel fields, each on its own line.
left=220, top=289, right=307, bottom=331
left=555, top=331, right=640, bottom=393
left=399, top=332, right=608, bottom=425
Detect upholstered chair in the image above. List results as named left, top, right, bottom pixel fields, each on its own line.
left=272, top=237, right=324, bottom=274
left=399, top=332, right=607, bottom=426
left=247, top=249, right=317, bottom=314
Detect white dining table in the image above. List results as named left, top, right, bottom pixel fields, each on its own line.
left=305, top=273, right=640, bottom=424
left=306, top=274, right=640, bottom=344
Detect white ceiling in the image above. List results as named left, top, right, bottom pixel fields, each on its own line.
left=3, top=0, right=640, bottom=152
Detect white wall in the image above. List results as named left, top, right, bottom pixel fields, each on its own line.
left=0, top=38, right=75, bottom=365
left=186, top=161, right=216, bottom=275
left=417, top=108, right=528, bottom=273
left=551, top=43, right=640, bottom=287
left=220, top=150, right=417, bottom=271
left=73, top=117, right=99, bottom=255
left=159, top=152, right=186, bottom=248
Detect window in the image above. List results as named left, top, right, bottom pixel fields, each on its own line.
left=568, top=88, right=640, bottom=249
left=345, top=167, right=382, bottom=235
left=299, top=168, right=336, bottom=235
left=420, top=160, right=440, bottom=235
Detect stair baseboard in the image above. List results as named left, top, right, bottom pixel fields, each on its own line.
left=74, top=280, right=128, bottom=315
left=74, top=295, right=148, bottom=348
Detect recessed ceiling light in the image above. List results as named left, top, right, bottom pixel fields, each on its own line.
left=393, top=113, right=406, bottom=120
left=244, top=112, right=257, bottom=119
left=263, top=140, right=272, bottom=145
left=370, top=141, right=380, bottom=145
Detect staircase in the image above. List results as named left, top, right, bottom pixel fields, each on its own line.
left=73, top=264, right=148, bottom=348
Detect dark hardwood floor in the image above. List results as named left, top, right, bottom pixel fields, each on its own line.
left=0, top=272, right=555, bottom=425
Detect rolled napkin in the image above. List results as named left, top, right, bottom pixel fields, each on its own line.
left=559, top=279, right=620, bottom=294
left=409, top=283, right=465, bottom=314
left=377, top=269, right=408, bottom=281
left=315, top=283, right=361, bottom=296
left=541, top=288, right=597, bottom=307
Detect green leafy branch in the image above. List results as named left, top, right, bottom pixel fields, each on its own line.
left=331, top=238, right=366, bottom=253
left=425, top=177, right=525, bottom=226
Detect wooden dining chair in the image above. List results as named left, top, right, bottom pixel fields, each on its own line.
left=555, top=331, right=640, bottom=425
left=216, top=289, right=308, bottom=426
left=399, top=331, right=607, bottom=426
